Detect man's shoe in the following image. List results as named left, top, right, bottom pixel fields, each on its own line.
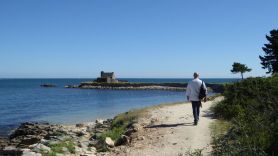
left=194, top=121, right=198, bottom=125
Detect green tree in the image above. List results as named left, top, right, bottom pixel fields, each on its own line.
left=259, top=29, right=278, bottom=74
left=231, top=62, right=252, bottom=79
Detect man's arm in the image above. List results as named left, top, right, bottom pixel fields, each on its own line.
left=203, top=82, right=208, bottom=102
left=185, top=83, right=191, bottom=101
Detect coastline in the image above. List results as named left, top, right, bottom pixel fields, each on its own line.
left=0, top=95, right=222, bottom=156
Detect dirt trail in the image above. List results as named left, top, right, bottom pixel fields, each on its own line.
left=103, top=97, right=223, bottom=156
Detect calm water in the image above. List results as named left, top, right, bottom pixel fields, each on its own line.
left=0, top=78, right=238, bottom=136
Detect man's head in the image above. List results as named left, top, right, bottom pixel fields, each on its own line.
left=193, top=72, right=199, bottom=79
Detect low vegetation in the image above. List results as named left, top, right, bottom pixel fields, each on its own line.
left=211, top=76, right=278, bottom=155
left=94, top=108, right=149, bottom=152
left=42, top=138, right=75, bottom=156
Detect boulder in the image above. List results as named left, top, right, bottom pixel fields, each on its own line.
left=105, top=137, right=114, bottom=147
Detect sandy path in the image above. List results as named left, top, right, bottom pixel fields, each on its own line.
left=104, top=97, right=223, bottom=156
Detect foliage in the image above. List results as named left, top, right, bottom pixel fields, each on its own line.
left=231, top=62, right=252, bottom=79
left=94, top=109, right=145, bottom=152
left=212, top=76, right=278, bottom=155
left=260, top=29, right=278, bottom=74
left=43, top=138, right=75, bottom=156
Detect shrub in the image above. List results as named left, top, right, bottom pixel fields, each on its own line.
left=212, top=76, right=278, bottom=155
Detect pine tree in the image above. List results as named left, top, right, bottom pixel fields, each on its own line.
left=231, top=62, right=252, bottom=79
left=259, top=29, right=278, bottom=74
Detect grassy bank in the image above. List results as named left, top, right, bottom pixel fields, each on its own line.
left=211, top=76, right=278, bottom=155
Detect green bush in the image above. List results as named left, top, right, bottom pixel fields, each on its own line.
left=212, top=76, right=278, bottom=155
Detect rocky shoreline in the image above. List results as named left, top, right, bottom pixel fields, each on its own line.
left=0, top=118, right=137, bottom=156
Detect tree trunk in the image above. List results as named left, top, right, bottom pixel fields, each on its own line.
left=241, top=72, right=243, bottom=79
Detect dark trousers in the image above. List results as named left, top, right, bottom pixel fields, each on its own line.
left=191, top=101, right=201, bottom=122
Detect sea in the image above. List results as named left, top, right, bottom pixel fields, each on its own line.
left=0, top=78, right=238, bottom=136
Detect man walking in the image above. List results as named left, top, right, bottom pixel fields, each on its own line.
left=185, top=72, right=207, bottom=125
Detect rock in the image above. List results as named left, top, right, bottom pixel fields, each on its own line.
left=31, top=143, right=51, bottom=153
left=115, top=135, right=129, bottom=146
left=76, top=123, right=85, bottom=128
left=90, top=133, right=101, bottom=140
left=40, top=138, right=49, bottom=145
left=124, top=128, right=135, bottom=136
left=80, top=151, right=95, bottom=156
left=40, top=84, right=56, bottom=87
left=0, top=146, right=23, bottom=155
left=20, top=136, right=42, bottom=146
left=105, top=137, right=114, bottom=147
left=86, top=125, right=94, bottom=132
left=137, top=136, right=145, bottom=141
left=95, top=119, right=104, bottom=124
left=76, top=130, right=86, bottom=137
left=74, top=146, right=82, bottom=153
left=62, top=147, right=70, bottom=154
left=22, top=149, right=42, bottom=156
left=0, top=137, right=9, bottom=150
left=9, top=122, right=59, bottom=148
left=131, top=123, right=140, bottom=132
left=80, top=141, right=90, bottom=148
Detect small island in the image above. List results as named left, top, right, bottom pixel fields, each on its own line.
left=40, top=84, right=56, bottom=87
left=65, top=71, right=224, bottom=93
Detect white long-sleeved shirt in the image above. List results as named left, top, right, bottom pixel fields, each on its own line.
left=185, top=78, right=207, bottom=101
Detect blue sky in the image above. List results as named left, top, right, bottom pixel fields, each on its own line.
left=0, top=0, right=277, bottom=78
